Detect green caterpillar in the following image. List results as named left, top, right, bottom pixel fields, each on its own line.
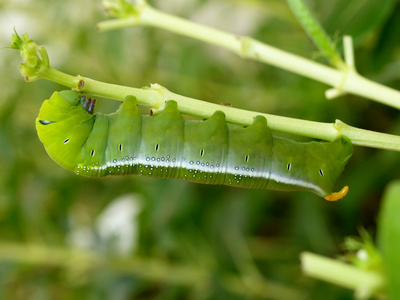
left=36, top=91, right=353, bottom=200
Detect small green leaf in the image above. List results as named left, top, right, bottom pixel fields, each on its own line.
left=9, top=31, right=25, bottom=51
left=9, top=31, right=50, bottom=81
left=341, top=228, right=383, bottom=272
left=286, top=0, right=345, bottom=69
left=377, top=180, right=400, bottom=299
left=319, top=0, right=397, bottom=45
left=103, top=0, right=141, bottom=18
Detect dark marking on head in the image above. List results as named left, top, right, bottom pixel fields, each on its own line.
left=287, top=163, right=291, bottom=171
left=82, top=96, right=89, bottom=110
left=200, top=149, right=205, bottom=157
left=39, top=120, right=53, bottom=125
left=81, top=96, right=96, bottom=114
left=245, top=154, right=249, bottom=163
left=155, top=144, right=160, bottom=152
left=119, top=144, right=123, bottom=151
left=80, top=96, right=86, bottom=106
left=90, top=149, right=95, bottom=157
left=63, top=139, right=70, bottom=144
left=319, top=169, right=324, bottom=176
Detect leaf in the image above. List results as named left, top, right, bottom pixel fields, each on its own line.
left=377, top=180, right=400, bottom=299
left=311, top=0, right=397, bottom=44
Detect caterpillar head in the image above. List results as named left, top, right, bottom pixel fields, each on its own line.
left=36, top=90, right=95, bottom=122
left=36, top=90, right=95, bottom=171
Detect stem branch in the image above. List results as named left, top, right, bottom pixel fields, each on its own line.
left=98, top=1, right=400, bottom=109
left=10, top=31, right=400, bottom=152
left=301, top=252, right=385, bottom=299
left=65, top=74, right=400, bottom=151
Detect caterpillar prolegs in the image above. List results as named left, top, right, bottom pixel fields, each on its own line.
left=36, top=91, right=353, bottom=200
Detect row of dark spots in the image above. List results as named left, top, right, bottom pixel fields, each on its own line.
left=144, top=142, right=255, bottom=165
left=154, top=143, right=206, bottom=158
left=104, top=141, right=327, bottom=179
left=77, top=140, right=328, bottom=179
left=286, top=162, right=324, bottom=176
left=145, top=142, right=209, bottom=159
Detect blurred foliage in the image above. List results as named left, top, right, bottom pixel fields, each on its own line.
left=378, top=181, right=400, bottom=299
left=0, top=0, right=400, bottom=299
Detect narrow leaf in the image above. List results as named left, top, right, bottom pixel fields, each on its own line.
left=377, top=180, right=400, bottom=299
left=286, top=0, right=345, bottom=69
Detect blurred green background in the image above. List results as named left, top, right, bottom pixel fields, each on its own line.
left=1, top=0, right=400, bottom=299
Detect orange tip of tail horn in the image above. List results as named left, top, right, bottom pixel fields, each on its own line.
left=324, top=186, right=349, bottom=201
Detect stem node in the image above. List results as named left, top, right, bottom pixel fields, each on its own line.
left=78, top=79, right=85, bottom=90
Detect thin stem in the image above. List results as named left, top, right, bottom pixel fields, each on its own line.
left=335, top=120, right=400, bottom=151
left=10, top=31, right=400, bottom=151
left=98, top=1, right=400, bottom=110
left=301, top=252, right=385, bottom=299
left=42, top=67, right=80, bottom=87
left=343, top=36, right=355, bottom=70
left=60, top=73, right=400, bottom=151
left=79, top=76, right=337, bottom=140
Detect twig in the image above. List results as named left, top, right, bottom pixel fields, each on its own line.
left=98, top=0, right=400, bottom=109
left=301, top=252, right=385, bottom=299
left=9, top=31, right=400, bottom=151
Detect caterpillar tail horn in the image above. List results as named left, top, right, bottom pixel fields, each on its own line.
left=324, top=186, right=349, bottom=201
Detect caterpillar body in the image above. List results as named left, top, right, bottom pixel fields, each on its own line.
left=36, top=91, right=353, bottom=200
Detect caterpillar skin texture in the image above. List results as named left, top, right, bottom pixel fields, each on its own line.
left=36, top=91, right=353, bottom=200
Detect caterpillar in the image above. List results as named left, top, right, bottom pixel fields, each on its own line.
left=36, top=90, right=353, bottom=201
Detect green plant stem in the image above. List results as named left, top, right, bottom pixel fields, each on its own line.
left=301, top=252, right=385, bottom=299
left=98, top=0, right=400, bottom=109
left=10, top=32, right=400, bottom=151
left=42, top=70, right=400, bottom=152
